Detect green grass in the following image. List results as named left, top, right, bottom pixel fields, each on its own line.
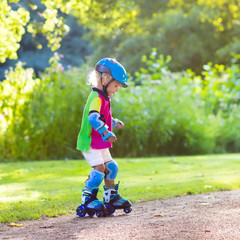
left=1, top=154, right=240, bottom=223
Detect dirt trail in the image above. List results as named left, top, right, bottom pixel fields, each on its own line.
left=1, top=190, right=240, bottom=240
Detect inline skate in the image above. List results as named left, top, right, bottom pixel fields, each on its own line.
left=76, top=187, right=106, bottom=217
left=103, top=182, right=132, bottom=216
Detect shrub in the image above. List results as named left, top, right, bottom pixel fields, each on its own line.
left=0, top=55, right=90, bottom=161
left=112, top=53, right=216, bottom=156
left=1, top=51, right=240, bottom=161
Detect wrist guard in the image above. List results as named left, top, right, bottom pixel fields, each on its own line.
left=98, top=125, right=116, bottom=142
left=96, top=124, right=116, bottom=142
left=112, top=117, right=124, bottom=128
left=102, top=130, right=116, bottom=142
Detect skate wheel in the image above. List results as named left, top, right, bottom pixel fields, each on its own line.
left=105, top=203, right=115, bottom=215
left=87, top=210, right=95, bottom=217
left=76, top=205, right=86, bottom=217
left=96, top=211, right=104, bottom=217
left=124, top=207, right=132, bottom=214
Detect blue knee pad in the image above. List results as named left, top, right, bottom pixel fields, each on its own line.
left=85, top=169, right=105, bottom=189
left=105, top=161, right=119, bottom=180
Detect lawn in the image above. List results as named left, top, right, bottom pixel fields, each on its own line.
left=1, top=154, right=240, bottom=223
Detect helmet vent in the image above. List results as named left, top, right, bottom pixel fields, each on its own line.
left=110, top=59, right=116, bottom=64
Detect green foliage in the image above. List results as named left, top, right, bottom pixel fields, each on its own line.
left=0, top=54, right=90, bottom=161
left=0, top=0, right=30, bottom=62
left=3, top=0, right=240, bottom=76
left=112, top=50, right=240, bottom=157
left=0, top=14, right=92, bottom=81
left=1, top=154, right=240, bottom=222
left=89, top=0, right=240, bottom=74
left=113, top=51, right=215, bottom=156
left=1, top=0, right=137, bottom=63
left=2, top=0, right=240, bottom=75
left=28, top=6, right=69, bottom=52
left=199, top=61, right=240, bottom=115
left=0, top=51, right=240, bottom=161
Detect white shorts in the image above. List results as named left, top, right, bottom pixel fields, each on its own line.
left=82, top=148, right=113, bottom=167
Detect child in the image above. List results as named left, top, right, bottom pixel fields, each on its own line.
left=76, top=58, right=132, bottom=217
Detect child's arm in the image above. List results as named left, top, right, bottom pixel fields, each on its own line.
left=112, top=117, right=124, bottom=129
left=89, top=112, right=117, bottom=142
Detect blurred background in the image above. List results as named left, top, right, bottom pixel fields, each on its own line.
left=1, top=0, right=240, bottom=161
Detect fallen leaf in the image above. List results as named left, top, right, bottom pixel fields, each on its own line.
left=203, top=195, right=215, bottom=199
left=154, top=213, right=165, bottom=217
left=199, top=202, right=209, bottom=206
left=8, top=222, right=23, bottom=227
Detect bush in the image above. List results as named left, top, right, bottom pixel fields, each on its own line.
left=0, top=54, right=90, bottom=161
left=0, top=51, right=240, bottom=161
left=112, top=53, right=216, bottom=156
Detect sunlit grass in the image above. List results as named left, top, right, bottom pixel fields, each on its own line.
left=0, top=153, right=240, bottom=223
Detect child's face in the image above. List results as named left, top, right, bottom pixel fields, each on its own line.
left=106, top=80, right=122, bottom=97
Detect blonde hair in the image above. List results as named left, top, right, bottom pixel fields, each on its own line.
left=88, top=70, right=113, bottom=86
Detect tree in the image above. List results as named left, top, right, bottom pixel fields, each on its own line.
left=0, top=0, right=137, bottom=63
left=2, top=0, right=240, bottom=74
left=0, top=0, right=29, bottom=62
left=87, top=0, right=240, bottom=74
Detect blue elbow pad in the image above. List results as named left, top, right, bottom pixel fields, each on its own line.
left=88, top=112, right=104, bottom=131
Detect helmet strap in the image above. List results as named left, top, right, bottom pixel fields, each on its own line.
left=101, top=74, right=115, bottom=96
left=100, top=74, right=107, bottom=95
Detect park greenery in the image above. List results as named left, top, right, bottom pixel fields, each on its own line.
left=1, top=0, right=240, bottom=74
left=0, top=51, right=240, bottom=161
left=0, top=0, right=136, bottom=70
left=0, top=0, right=240, bottom=161
left=1, top=0, right=240, bottom=224
left=1, top=154, right=240, bottom=223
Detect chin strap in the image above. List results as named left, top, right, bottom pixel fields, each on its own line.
left=101, top=74, right=115, bottom=96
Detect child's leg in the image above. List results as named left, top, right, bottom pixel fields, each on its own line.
left=76, top=149, right=106, bottom=217
left=82, top=149, right=106, bottom=189
left=77, top=167, right=106, bottom=217
left=104, top=160, right=118, bottom=187
left=100, top=149, right=132, bottom=215
left=97, top=148, right=117, bottom=187
left=84, top=168, right=104, bottom=189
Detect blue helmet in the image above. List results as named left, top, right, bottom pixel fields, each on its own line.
left=95, top=58, right=128, bottom=87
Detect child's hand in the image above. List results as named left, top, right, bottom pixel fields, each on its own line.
left=103, top=130, right=117, bottom=142
left=108, top=136, right=117, bottom=143
left=112, top=118, right=124, bottom=128
left=117, top=122, right=124, bottom=128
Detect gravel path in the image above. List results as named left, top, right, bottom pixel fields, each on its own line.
left=1, top=190, right=240, bottom=240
